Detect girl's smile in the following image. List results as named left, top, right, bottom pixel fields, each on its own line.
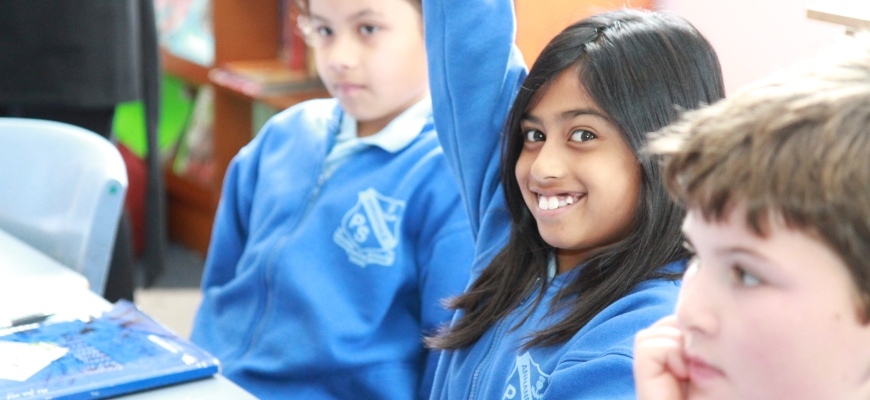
left=535, top=193, right=584, bottom=211
left=515, top=67, right=640, bottom=272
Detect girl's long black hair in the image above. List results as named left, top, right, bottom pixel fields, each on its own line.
left=428, top=8, right=725, bottom=350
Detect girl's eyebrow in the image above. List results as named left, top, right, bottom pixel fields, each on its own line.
left=521, top=108, right=607, bottom=124
left=560, top=108, right=606, bottom=120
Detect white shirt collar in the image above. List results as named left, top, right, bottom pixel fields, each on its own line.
left=338, top=97, right=432, bottom=153
left=547, top=252, right=557, bottom=280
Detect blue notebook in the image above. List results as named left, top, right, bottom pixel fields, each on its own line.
left=0, top=300, right=220, bottom=399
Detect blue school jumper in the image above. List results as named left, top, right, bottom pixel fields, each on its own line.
left=424, top=0, right=684, bottom=398
left=190, top=98, right=474, bottom=400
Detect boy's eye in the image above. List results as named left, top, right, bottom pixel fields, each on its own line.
left=687, top=255, right=700, bottom=270
left=523, top=129, right=545, bottom=142
left=682, top=240, right=696, bottom=254
left=315, top=26, right=333, bottom=37
left=359, top=25, right=378, bottom=35
left=570, top=129, right=596, bottom=142
left=733, top=264, right=761, bottom=287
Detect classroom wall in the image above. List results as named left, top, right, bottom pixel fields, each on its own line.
left=515, top=0, right=652, bottom=67
left=516, top=0, right=852, bottom=95
left=655, top=0, right=848, bottom=93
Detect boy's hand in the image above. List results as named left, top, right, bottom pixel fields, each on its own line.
left=633, top=315, right=689, bottom=400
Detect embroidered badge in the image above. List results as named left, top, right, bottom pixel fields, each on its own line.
left=333, top=188, right=405, bottom=267
left=502, top=352, right=550, bottom=400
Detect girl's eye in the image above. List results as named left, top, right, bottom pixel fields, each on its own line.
left=524, top=129, right=545, bottom=142
left=359, top=25, right=378, bottom=35
left=733, top=265, right=761, bottom=287
left=570, top=129, right=596, bottom=142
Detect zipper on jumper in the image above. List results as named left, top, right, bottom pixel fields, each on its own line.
left=241, top=165, right=330, bottom=358
left=468, top=318, right=507, bottom=400
left=469, top=275, right=548, bottom=398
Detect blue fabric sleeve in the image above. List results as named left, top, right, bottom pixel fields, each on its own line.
left=198, top=134, right=261, bottom=289
left=423, top=0, right=527, bottom=243
left=412, top=148, right=476, bottom=399
left=543, top=280, right=683, bottom=399
left=543, top=354, right=636, bottom=400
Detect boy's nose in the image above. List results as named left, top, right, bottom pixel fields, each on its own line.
left=326, top=34, right=360, bottom=70
left=675, top=260, right=720, bottom=336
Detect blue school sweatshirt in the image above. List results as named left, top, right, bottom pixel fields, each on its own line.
left=190, top=98, right=474, bottom=400
left=424, top=0, right=684, bottom=399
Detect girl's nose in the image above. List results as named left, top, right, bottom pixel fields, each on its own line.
left=529, top=142, right=568, bottom=182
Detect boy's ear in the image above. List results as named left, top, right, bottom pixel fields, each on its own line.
left=297, top=16, right=313, bottom=44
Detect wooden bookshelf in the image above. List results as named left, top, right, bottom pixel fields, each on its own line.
left=160, top=0, right=327, bottom=255
left=161, top=50, right=210, bottom=87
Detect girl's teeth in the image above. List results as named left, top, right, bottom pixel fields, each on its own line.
left=548, top=197, right=558, bottom=210
left=538, top=195, right=578, bottom=210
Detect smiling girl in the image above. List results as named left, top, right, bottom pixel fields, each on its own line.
left=423, top=1, right=724, bottom=398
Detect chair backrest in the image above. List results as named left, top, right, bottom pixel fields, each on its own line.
left=0, top=118, right=128, bottom=296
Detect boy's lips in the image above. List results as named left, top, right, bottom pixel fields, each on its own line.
left=686, top=354, right=725, bottom=385
left=333, top=82, right=364, bottom=96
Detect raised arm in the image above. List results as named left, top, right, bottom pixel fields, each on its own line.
left=423, top=0, right=527, bottom=242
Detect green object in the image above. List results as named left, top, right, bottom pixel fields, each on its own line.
left=113, top=75, right=195, bottom=159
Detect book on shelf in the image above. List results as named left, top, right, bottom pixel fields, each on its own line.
left=154, top=0, right=215, bottom=66
left=279, top=0, right=309, bottom=73
left=0, top=300, right=220, bottom=400
left=172, top=85, right=214, bottom=187
left=208, top=59, right=324, bottom=98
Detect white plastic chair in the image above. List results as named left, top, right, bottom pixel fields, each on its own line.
left=0, top=118, right=128, bottom=296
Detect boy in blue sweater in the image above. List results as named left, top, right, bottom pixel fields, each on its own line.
left=634, top=41, right=870, bottom=400
left=189, top=0, right=474, bottom=398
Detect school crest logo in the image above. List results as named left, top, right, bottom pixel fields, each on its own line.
left=333, top=188, right=405, bottom=267
left=502, top=352, right=551, bottom=400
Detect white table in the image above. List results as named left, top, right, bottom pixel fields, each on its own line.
left=0, top=229, right=256, bottom=399
left=0, top=228, right=107, bottom=324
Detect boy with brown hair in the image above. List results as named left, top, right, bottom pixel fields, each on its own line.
left=633, top=38, right=870, bottom=400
